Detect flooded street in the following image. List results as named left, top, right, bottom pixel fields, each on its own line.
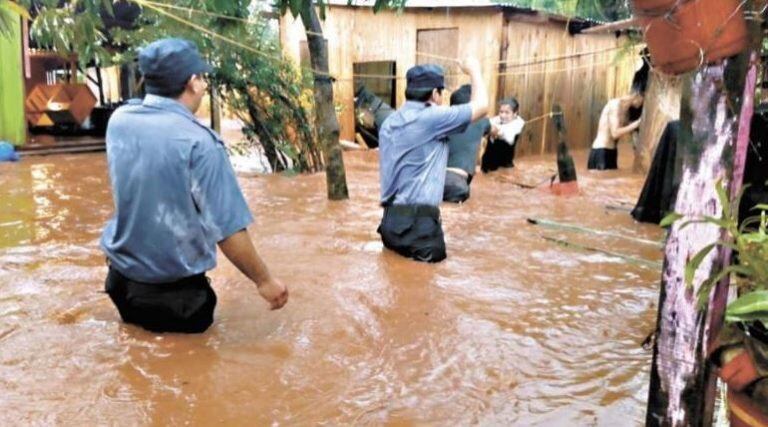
left=0, top=149, right=663, bottom=425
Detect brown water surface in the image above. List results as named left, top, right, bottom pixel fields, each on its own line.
left=0, top=149, right=663, bottom=425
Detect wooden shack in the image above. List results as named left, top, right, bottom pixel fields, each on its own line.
left=280, top=0, right=639, bottom=155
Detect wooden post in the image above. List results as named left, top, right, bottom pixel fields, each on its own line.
left=645, top=10, right=760, bottom=425
left=496, top=13, right=510, bottom=106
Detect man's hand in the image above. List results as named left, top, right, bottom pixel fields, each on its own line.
left=457, top=56, right=489, bottom=122
left=458, top=56, right=481, bottom=75
left=218, top=229, right=289, bottom=311
left=258, top=278, right=288, bottom=310
left=490, top=125, right=501, bottom=137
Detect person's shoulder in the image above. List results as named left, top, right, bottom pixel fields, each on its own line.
left=423, top=104, right=469, bottom=119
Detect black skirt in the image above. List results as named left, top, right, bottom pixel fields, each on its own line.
left=631, top=121, right=680, bottom=224
left=482, top=139, right=516, bottom=173
left=587, top=148, right=618, bottom=170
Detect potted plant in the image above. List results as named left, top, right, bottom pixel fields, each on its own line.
left=665, top=179, right=768, bottom=423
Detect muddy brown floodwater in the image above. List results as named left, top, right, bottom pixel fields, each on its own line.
left=0, top=149, right=664, bottom=426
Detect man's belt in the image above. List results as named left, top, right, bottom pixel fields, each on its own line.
left=384, top=204, right=440, bottom=218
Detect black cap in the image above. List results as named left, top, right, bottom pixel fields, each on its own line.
left=138, top=38, right=213, bottom=96
left=406, top=64, right=445, bottom=91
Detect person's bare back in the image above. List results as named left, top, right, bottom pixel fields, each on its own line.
left=588, top=91, right=643, bottom=170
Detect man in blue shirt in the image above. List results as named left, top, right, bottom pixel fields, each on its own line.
left=101, top=38, right=288, bottom=333
left=443, top=84, right=491, bottom=203
left=378, top=59, right=488, bottom=262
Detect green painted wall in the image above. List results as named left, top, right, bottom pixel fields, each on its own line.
left=0, top=7, right=25, bottom=146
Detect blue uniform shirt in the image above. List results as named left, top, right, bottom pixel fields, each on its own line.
left=379, top=101, right=472, bottom=206
left=101, top=94, right=253, bottom=284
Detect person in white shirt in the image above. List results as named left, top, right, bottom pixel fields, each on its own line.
left=482, top=98, right=525, bottom=172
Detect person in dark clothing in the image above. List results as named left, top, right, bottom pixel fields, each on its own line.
left=481, top=98, right=525, bottom=173
left=378, top=59, right=489, bottom=262
left=102, top=39, right=288, bottom=333
left=738, top=103, right=768, bottom=226
left=631, top=121, right=680, bottom=224
left=444, top=84, right=491, bottom=203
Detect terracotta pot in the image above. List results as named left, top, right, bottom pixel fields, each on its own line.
left=719, top=347, right=762, bottom=392
left=642, top=0, right=749, bottom=75
left=728, top=389, right=768, bottom=427
left=630, top=0, right=679, bottom=17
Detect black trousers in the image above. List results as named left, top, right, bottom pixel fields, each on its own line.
left=105, top=267, right=217, bottom=333
left=443, top=170, right=471, bottom=203
left=587, top=148, right=618, bottom=170
left=481, top=139, right=516, bottom=173
left=377, top=204, right=446, bottom=263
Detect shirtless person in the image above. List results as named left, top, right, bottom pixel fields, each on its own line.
left=587, top=87, right=644, bottom=171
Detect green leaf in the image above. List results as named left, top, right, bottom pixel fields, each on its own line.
left=317, top=0, right=326, bottom=19
left=715, top=178, right=730, bottom=218
left=685, top=243, right=717, bottom=288
left=726, top=291, right=768, bottom=316
left=660, top=212, right=683, bottom=228
left=725, top=311, right=768, bottom=323
left=2, top=0, right=31, bottom=19
left=289, top=0, right=303, bottom=17
left=695, top=264, right=753, bottom=307
left=101, top=0, right=114, bottom=17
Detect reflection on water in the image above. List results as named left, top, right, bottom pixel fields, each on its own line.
left=0, top=150, right=663, bottom=425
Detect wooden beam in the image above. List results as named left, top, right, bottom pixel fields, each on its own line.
left=580, top=18, right=640, bottom=34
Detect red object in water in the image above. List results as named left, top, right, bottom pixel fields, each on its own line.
left=720, top=349, right=761, bottom=392
left=641, top=0, right=749, bottom=75
left=548, top=181, right=579, bottom=196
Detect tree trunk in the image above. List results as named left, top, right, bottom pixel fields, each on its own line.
left=299, top=3, right=349, bottom=200
left=645, top=17, right=760, bottom=426
left=209, top=84, right=221, bottom=134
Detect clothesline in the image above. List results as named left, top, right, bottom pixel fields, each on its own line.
left=136, top=0, right=630, bottom=68
left=132, top=0, right=630, bottom=86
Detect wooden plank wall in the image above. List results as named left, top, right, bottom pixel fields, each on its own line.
left=281, top=6, right=504, bottom=142
left=499, top=15, right=637, bottom=155
left=280, top=6, right=636, bottom=153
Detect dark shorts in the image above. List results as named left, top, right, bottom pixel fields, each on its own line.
left=377, top=204, right=446, bottom=263
left=587, top=148, right=618, bottom=170
left=443, top=170, right=471, bottom=203
left=482, top=139, right=517, bottom=173
left=105, top=267, right=217, bottom=333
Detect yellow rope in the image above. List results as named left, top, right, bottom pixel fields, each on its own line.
left=130, top=0, right=628, bottom=85
left=137, top=0, right=627, bottom=68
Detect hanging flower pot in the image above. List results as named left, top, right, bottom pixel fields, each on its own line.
left=719, top=347, right=761, bottom=392
left=641, top=0, right=749, bottom=75
left=630, top=0, right=679, bottom=17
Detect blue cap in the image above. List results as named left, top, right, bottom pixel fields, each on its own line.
left=138, top=38, right=212, bottom=96
left=406, top=64, right=445, bottom=91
